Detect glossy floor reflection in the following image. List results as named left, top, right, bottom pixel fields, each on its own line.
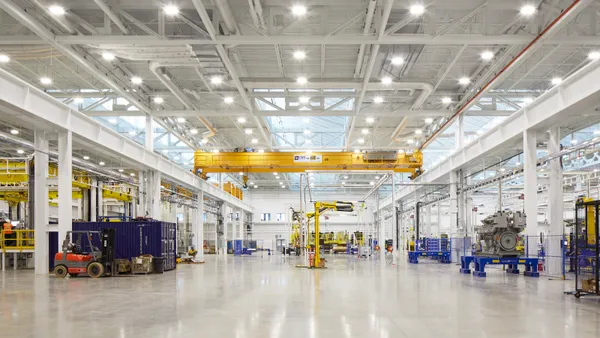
left=1, top=254, right=599, bottom=338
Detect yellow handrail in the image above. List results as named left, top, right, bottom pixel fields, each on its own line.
left=1, top=230, right=35, bottom=252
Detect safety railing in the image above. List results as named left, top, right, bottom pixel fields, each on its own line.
left=1, top=230, right=35, bottom=252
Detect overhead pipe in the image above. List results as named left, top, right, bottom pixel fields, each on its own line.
left=149, top=62, right=217, bottom=139
left=247, top=0, right=261, bottom=30
left=214, top=0, right=238, bottom=35
left=420, top=0, right=593, bottom=150
left=354, top=0, right=377, bottom=77
left=92, top=0, right=129, bottom=34
left=253, top=0, right=267, bottom=31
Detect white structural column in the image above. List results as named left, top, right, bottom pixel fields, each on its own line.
left=34, top=132, right=49, bottom=274
left=239, top=210, right=245, bottom=240
left=148, top=170, right=162, bottom=219
left=523, top=129, right=538, bottom=257
left=97, top=181, right=104, bottom=218
left=456, top=115, right=464, bottom=149
left=426, top=204, right=432, bottom=237
left=377, top=193, right=385, bottom=266
left=547, top=126, right=564, bottom=276
left=449, top=171, right=459, bottom=234
left=90, top=178, right=97, bottom=222
left=137, top=171, right=146, bottom=217
left=391, top=174, right=398, bottom=253
left=145, top=115, right=153, bottom=152
left=58, top=131, right=72, bottom=249
left=196, top=191, right=205, bottom=262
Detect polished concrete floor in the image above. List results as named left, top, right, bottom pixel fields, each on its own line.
left=1, top=254, right=599, bottom=338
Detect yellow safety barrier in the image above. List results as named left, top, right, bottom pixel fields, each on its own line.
left=1, top=230, right=35, bottom=252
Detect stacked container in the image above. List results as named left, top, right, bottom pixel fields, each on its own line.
left=72, top=220, right=177, bottom=271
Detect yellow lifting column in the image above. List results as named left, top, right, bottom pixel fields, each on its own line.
left=311, top=201, right=354, bottom=268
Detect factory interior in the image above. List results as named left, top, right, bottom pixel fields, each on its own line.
left=1, top=0, right=600, bottom=336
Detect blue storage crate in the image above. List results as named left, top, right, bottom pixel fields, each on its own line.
left=72, top=221, right=177, bottom=271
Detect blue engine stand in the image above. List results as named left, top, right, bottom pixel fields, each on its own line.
left=460, top=256, right=539, bottom=277
left=408, top=251, right=451, bottom=264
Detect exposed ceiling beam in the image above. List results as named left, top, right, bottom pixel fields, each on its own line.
left=83, top=109, right=515, bottom=117
left=6, top=34, right=600, bottom=46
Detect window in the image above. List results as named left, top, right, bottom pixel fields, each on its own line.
left=260, top=213, right=271, bottom=221
left=276, top=213, right=286, bottom=222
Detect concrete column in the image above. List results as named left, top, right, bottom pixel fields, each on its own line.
left=97, top=181, right=104, bottom=218
left=449, top=171, right=459, bottom=235
left=145, top=115, right=153, bottom=152
left=137, top=171, right=146, bottom=217
left=34, top=131, right=49, bottom=274
left=457, top=170, right=465, bottom=235
left=437, top=202, right=442, bottom=235
left=239, top=210, right=245, bottom=240
left=426, top=204, right=432, bottom=237
left=377, top=193, right=385, bottom=266
left=391, top=174, right=398, bottom=252
left=90, top=178, right=97, bottom=221
left=195, top=191, right=205, bottom=262
left=218, top=173, right=224, bottom=189
left=58, top=131, right=72, bottom=249
left=523, top=129, right=538, bottom=257
left=456, top=114, right=464, bottom=150
left=548, top=126, right=563, bottom=275
left=148, top=170, right=161, bottom=219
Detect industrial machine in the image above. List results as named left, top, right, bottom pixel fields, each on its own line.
left=573, top=198, right=600, bottom=298
left=53, top=229, right=116, bottom=278
left=475, top=210, right=526, bottom=257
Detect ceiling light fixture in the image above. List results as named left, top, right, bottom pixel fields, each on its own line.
left=409, top=4, right=425, bottom=16
left=190, top=129, right=199, bottom=135
left=153, top=97, right=164, bottom=104
left=276, top=176, right=280, bottom=179
left=299, top=96, right=310, bottom=104
left=369, top=181, right=375, bottom=186
left=375, top=176, right=380, bottom=179
left=361, top=129, right=369, bottom=135
left=442, top=97, right=452, bottom=104
left=16, top=149, right=24, bottom=154
left=366, top=117, right=375, bottom=124
left=458, top=77, right=470, bottom=85
left=343, top=175, right=348, bottom=179
left=425, top=118, right=433, bottom=124
left=522, top=97, right=534, bottom=104
left=224, top=96, right=234, bottom=104
left=407, top=139, right=414, bottom=144
left=391, top=56, right=404, bottom=65
left=520, top=4, right=536, bottom=16
left=131, top=76, right=142, bottom=85
left=163, top=4, right=180, bottom=15
left=415, top=129, right=422, bottom=135
left=176, top=117, right=186, bottom=123
left=40, top=77, right=52, bottom=85
left=551, top=77, right=562, bottom=85
left=297, top=76, right=308, bottom=85
left=211, top=76, right=223, bottom=85
left=0, top=54, right=10, bottom=63
left=83, top=156, right=90, bottom=160
left=102, top=52, right=115, bottom=61
left=480, top=51, right=494, bottom=61
left=251, top=138, right=258, bottom=144
left=239, top=172, right=244, bottom=176
left=73, top=97, right=84, bottom=104
left=381, top=77, right=392, bottom=85
left=99, top=161, right=105, bottom=166
left=293, top=51, right=306, bottom=60
left=273, top=172, right=278, bottom=175
left=118, top=169, right=124, bottom=172
left=373, top=96, right=384, bottom=104
left=237, top=117, right=246, bottom=124
left=291, top=5, right=307, bottom=16
left=245, top=128, right=253, bottom=135
left=588, top=51, right=600, bottom=60
left=358, top=138, right=365, bottom=144
left=48, top=5, right=66, bottom=15
left=10, top=129, right=19, bottom=135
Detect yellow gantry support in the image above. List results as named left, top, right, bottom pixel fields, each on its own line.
left=194, top=150, right=423, bottom=174
left=309, top=201, right=354, bottom=268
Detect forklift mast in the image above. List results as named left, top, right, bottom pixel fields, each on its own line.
left=101, top=228, right=116, bottom=276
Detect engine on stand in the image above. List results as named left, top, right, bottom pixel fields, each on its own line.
left=475, top=210, right=526, bottom=257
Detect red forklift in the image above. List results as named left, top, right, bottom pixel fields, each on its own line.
left=53, top=228, right=116, bottom=278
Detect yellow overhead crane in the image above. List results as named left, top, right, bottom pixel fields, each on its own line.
left=194, top=150, right=424, bottom=179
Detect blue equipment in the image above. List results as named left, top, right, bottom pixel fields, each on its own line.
left=408, top=238, right=451, bottom=264
left=460, top=256, right=540, bottom=277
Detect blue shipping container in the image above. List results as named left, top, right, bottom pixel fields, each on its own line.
left=72, top=221, right=177, bottom=271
